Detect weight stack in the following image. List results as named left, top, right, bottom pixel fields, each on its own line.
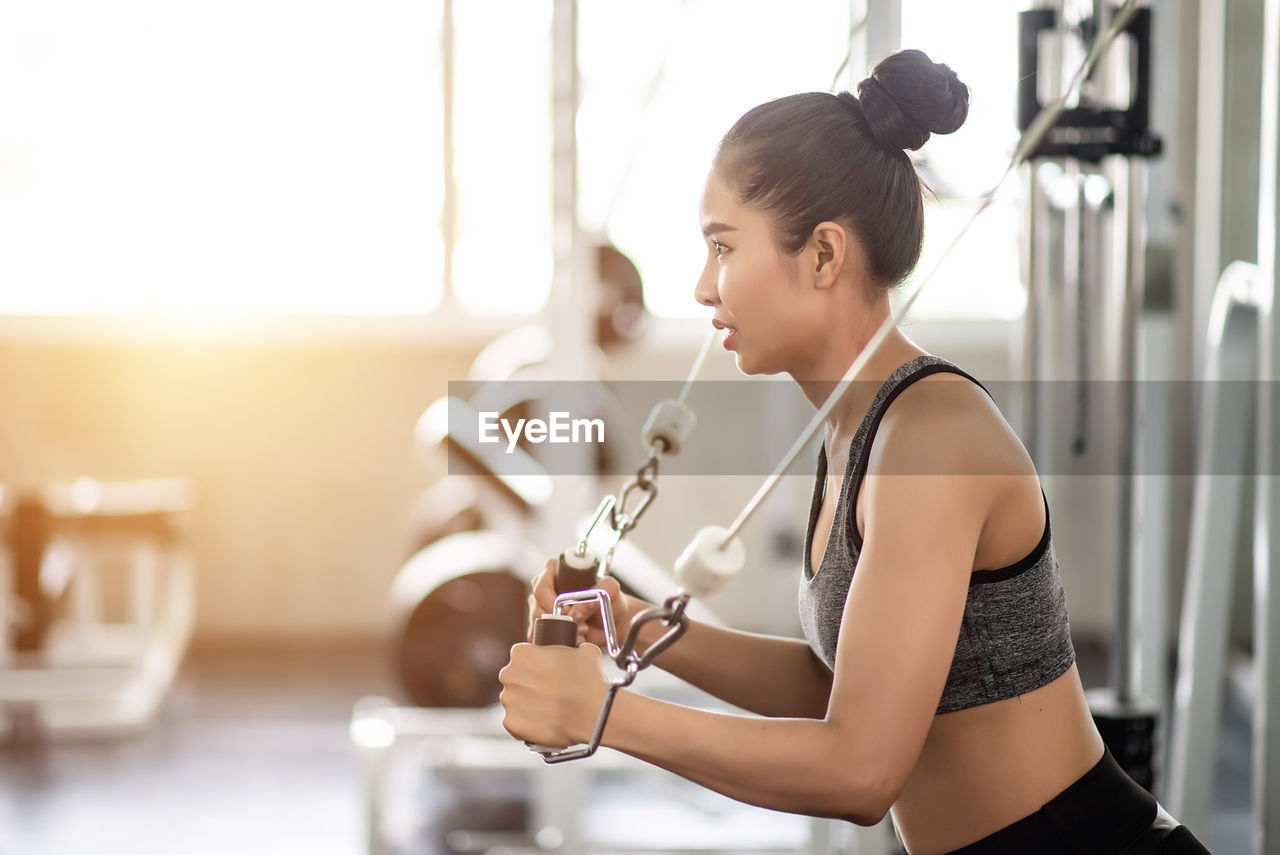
left=1087, top=687, right=1160, bottom=792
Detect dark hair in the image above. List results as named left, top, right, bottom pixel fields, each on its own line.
left=713, top=49, right=969, bottom=289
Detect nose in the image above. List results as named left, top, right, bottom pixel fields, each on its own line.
left=693, top=258, right=718, bottom=308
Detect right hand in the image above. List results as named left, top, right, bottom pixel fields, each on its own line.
left=527, top=557, right=652, bottom=650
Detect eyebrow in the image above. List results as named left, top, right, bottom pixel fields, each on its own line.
left=701, top=221, right=738, bottom=237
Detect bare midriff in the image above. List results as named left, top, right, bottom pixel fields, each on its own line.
left=890, top=666, right=1106, bottom=855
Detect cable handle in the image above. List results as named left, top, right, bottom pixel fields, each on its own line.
left=524, top=613, right=580, bottom=756
left=529, top=548, right=612, bottom=659
left=529, top=595, right=689, bottom=765
left=550, top=588, right=622, bottom=659
left=525, top=593, right=625, bottom=764
left=555, top=547, right=601, bottom=595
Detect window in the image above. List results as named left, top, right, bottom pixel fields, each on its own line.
left=0, top=1, right=1025, bottom=321
left=450, top=0, right=553, bottom=315
left=897, top=0, right=1027, bottom=321
left=0, top=1, right=443, bottom=315
left=578, top=0, right=1028, bottom=322
left=577, top=0, right=858, bottom=318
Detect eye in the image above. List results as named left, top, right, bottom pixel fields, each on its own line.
left=709, top=238, right=728, bottom=258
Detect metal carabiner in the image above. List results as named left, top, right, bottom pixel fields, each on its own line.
left=576, top=495, right=617, bottom=558
left=608, top=452, right=662, bottom=535
left=634, top=454, right=660, bottom=488
left=611, top=477, right=659, bottom=535
left=620, top=594, right=691, bottom=671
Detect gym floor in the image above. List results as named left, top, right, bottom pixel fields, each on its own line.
left=0, top=639, right=1251, bottom=855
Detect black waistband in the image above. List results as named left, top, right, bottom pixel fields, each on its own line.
left=946, top=747, right=1157, bottom=855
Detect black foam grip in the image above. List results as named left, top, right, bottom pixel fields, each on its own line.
left=555, top=553, right=599, bottom=594
left=532, top=616, right=578, bottom=647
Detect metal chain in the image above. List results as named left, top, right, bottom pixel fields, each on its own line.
left=614, top=592, right=690, bottom=671
left=607, top=447, right=663, bottom=537
left=538, top=433, right=683, bottom=763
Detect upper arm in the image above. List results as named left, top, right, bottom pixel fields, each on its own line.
left=823, top=390, right=996, bottom=813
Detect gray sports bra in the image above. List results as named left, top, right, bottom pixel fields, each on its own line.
left=797, top=355, right=1076, bottom=715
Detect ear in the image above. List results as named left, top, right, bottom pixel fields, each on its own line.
left=809, top=222, right=849, bottom=289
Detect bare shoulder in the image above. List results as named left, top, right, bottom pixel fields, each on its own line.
left=866, top=371, right=1033, bottom=480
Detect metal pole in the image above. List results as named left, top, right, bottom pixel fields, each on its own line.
left=847, top=7, right=900, bottom=854
left=1168, top=263, right=1261, bottom=833
left=440, top=0, right=456, bottom=311
left=1193, top=0, right=1226, bottom=405
left=1019, top=0, right=1065, bottom=463
left=1019, top=168, right=1043, bottom=454
left=534, top=2, right=591, bottom=852
left=1252, top=2, right=1280, bottom=851
left=1112, top=157, right=1145, bottom=706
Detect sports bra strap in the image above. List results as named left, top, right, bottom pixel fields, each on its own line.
left=845, top=357, right=992, bottom=551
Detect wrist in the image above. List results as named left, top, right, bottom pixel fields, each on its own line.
left=574, top=678, right=611, bottom=745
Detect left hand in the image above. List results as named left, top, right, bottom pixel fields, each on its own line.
left=499, top=642, right=611, bottom=748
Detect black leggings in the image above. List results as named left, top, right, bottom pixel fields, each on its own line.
left=942, top=746, right=1212, bottom=854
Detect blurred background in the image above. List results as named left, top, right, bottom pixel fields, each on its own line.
left=0, top=1, right=1272, bottom=854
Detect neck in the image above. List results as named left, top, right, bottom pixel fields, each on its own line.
left=791, top=296, right=920, bottom=447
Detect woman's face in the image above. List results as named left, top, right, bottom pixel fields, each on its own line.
left=694, top=168, right=818, bottom=376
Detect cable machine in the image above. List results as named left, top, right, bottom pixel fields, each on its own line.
left=1017, top=2, right=1165, bottom=791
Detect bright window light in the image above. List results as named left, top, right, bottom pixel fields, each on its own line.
left=900, top=0, right=1027, bottom=320
left=0, top=1, right=1028, bottom=322
left=450, top=0, right=553, bottom=316
left=578, top=0, right=1028, bottom=322
left=578, top=0, right=857, bottom=318
left=0, top=1, right=443, bottom=316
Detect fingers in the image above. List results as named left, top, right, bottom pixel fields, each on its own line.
left=528, top=560, right=557, bottom=641
left=529, top=559, right=641, bottom=646
left=531, top=560, right=558, bottom=607
left=596, top=574, right=623, bottom=600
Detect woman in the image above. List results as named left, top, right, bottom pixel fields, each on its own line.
left=498, top=49, right=1210, bottom=855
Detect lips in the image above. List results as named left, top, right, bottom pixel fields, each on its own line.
left=712, top=319, right=737, bottom=350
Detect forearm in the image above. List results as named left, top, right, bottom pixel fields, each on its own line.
left=600, top=689, right=883, bottom=825
left=633, top=617, right=833, bottom=719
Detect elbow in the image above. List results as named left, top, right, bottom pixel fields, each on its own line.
left=833, top=762, right=897, bottom=827
left=836, top=787, right=892, bottom=827
left=843, top=799, right=891, bottom=828
left=812, top=768, right=892, bottom=826
left=807, top=726, right=900, bottom=825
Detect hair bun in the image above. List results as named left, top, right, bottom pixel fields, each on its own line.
left=856, top=49, right=969, bottom=152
